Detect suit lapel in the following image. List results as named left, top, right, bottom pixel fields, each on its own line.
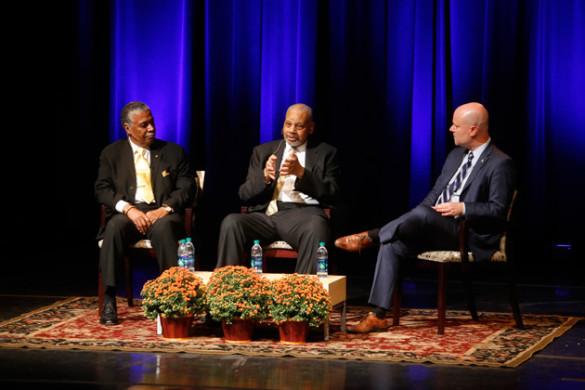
left=303, top=139, right=320, bottom=173
left=438, top=148, right=466, bottom=189
left=273, top=140, right=286, bottom=179
left=462, top=143, right=493, bottom=193
left=121, top=140, right=137, bottom=200
left=149, top=140, right=165, bottom=199
left=150, top=142, right=161, bottom=180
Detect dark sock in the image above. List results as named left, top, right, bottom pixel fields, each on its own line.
left=371, top=306, right=386, bottom=319
left=367, top=228, right=380, bottom=242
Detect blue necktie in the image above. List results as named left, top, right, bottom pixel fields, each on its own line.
left=436, top=152, right=474, bottom=204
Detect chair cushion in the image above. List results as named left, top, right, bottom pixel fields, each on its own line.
left=265, top=241, right=294, bottom=250
left=417, top=250, right=507, bottom=263
left=129, top=240, right=153, bottom=249
left=97, top=239, right=155, bottom=249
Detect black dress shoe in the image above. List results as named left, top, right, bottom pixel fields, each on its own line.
left=99, top=300, right=119, bottom=325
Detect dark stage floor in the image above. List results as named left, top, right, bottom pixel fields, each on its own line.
left=0, top=251, right=584, bottom=390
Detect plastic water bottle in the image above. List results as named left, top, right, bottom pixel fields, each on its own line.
left=251, top=240, right=263, bottom=274
left=184, top=237, right=195, bottom=272
left=316, top=242, right=328, bottom=278
left=177, top=239, right=187, bottom=269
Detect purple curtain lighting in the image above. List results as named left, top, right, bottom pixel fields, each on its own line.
left=109, top=0, right=192, bottom=146
left=102, top=0, right=585, bottom=258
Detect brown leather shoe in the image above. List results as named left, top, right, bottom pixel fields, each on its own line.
left=334, top=231, right=377, bottom=253
left=347, top=312, right=388, bottom=333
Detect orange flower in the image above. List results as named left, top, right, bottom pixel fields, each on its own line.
left=140, top=267, right=206, bottom=320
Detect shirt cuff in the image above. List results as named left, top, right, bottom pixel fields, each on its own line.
left=116, top=200, right=130, bottom=214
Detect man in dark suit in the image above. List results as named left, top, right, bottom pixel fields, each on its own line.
left=95, top=101, right=196, bottom=325
left=335, top=102, right=516, bottom=333
left=216, top=103, right=340, bottom=274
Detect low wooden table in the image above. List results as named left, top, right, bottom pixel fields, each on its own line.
left=193, top=272, right=346, bottom=340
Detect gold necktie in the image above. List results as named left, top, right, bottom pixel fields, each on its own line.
left=266, top=147, right=299, bottom=215
left=265, top=175, right=285, bottom=216
left=136, top=148, right=155, bottom=204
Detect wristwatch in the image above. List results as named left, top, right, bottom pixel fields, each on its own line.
left=163, top=204, right=174, bottom=213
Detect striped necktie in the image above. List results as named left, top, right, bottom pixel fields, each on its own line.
left=436, top=151, right=474, bottom=204
left=135, top=148, right=155, bottom=204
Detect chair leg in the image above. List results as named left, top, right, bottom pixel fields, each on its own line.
left=392, top=283, right=402, bottom=326
left=124, top=256, right=134, bottom=307
left=98, top=269, right=104, bottom=316
left=462, top=266, right=479, bottom=321
left=392, top=279, right=402, bottom=326
left=507, top=263, right=524, bottom=329
left=437, top=263, right=448, bottom=335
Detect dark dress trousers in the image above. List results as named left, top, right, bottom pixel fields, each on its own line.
left=216, top=139, right=341, bottom=274
left=369, top=143, right=516, bottom=310
left=95, top=138, right=195, bottom=288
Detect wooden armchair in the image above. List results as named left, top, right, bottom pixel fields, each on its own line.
left=392, top=191, right=523, bottom=334
left=97, top=171, right=205, bottom=315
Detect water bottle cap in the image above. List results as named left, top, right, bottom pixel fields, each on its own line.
left=181, top=239, right=186, bottom=244
left=186, top=237, right=192, bottom=242
left=254, top=240, right=260, bottom=244
left=319, top=242, right=325, bottom=246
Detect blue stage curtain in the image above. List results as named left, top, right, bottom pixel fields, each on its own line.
left=523, top=0, right=585, bottom=248
left=109, top=0, right=193, bottom=146
left=106, top=0, right=585, bottom=260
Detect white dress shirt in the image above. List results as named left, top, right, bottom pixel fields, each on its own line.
left=277, top=142, right=319, bottom=205
left=115, top=138, right=153, bottom=213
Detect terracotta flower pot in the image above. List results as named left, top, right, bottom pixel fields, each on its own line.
left=221, top=318, right=255, bottom=342
left=278, top=320, right=310, bottom=344
left=160, top=315, right=193, bottom=339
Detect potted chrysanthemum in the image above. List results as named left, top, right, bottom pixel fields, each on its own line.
left=206, top=266, right=271, bottom=342
left=140, top=266, right=206, bottom=338
left=268, top=274, right=332, bottom=344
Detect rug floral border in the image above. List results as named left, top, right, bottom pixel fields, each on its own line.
left=0, top=297, right=579, bottom=368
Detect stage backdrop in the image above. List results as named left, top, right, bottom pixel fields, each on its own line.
left=18, top=0, right=583, bottom=277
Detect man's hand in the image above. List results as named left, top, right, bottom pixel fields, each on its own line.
left=126, top=207, right=152, bottom=234
left=146, top=207, right=170, bottom=225
left=432, top=202, right=464, bottom=217
left=280, top=152, right=304, bottom=178
left=264, top=154, right=277, bottom=183
left=124, top=206, right=170, bottom=234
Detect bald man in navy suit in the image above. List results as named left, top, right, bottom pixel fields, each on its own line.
left=335, top=102, right=516, bottom=333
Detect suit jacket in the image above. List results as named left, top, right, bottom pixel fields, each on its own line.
left=95, top=138, right=196, bottom=224
left=381, top=142, right=516, bottom=262
left=239, top=139, right=341, bottom=212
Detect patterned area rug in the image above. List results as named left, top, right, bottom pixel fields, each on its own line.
left=0, top=297, right=579, bottom=367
